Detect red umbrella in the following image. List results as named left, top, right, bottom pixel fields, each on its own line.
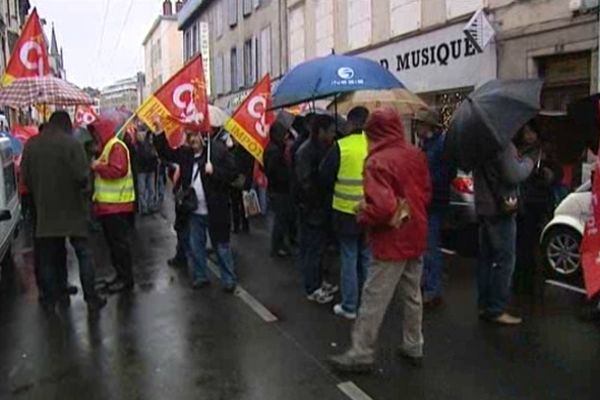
left=12, top=124, right=39, bottom=143
left=0, top=76, right=93, bottom=108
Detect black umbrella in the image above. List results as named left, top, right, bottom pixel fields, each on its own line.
left=445, top=79, right=543, bottom=171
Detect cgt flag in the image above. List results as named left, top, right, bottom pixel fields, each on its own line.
left=74, top=105, right=99, bottom=127
left=224, top=74, right=273, bottom=164
left=2, top=8, right=50, bottom=86
left=136, top=54, right=210, bottom=147
left=581, top=100, right=600, bottom=299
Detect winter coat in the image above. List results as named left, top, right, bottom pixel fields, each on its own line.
left=264, top=123, right=291, bottom=194
left=420, top=131, right=456, bottom=210
left=233, top=145, right=254, bottom=191
left=90, top=119, right=135, bottom=216
left=135, top=136, right=158, bottom=173
left=357, top=108, right=432, bottom=261
left=473, top=143, right=533, bottom=217
left=154, top=132, right=237, bottom=244
left=295, top=137, right=333, bottom=227
left=21, top=125, right=90, bottom=238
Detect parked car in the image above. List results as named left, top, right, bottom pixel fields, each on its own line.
left=540, top=181, right=590, bottom=285
left=442, top=170, right=478, bottom=257
left=0, top=137, right=20, bottom=276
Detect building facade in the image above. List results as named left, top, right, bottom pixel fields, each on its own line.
left=143, top=1, right=184, bottom=99
left=99, top=74, right=145, bottom=112
left=178, top=0, right=287, bottom=110
left=0, top=0, right=26, bottom=79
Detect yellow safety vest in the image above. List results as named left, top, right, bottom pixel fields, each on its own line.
left=332, top=132, right=368, bottom=214
left=93, top=136, right=136, bottom=204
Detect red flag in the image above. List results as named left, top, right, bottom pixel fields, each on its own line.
left=74, top=105, right=99, bottom=127
left=2, top=8, right=50, bottom=86
left=224, top=75, right=273, bottom=164
left=581, top=100, right=600, bottom=299
left=137, top=55, right=210, bottom=147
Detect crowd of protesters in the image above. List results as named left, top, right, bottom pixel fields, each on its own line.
left=16, top=103, right=597, bottom=372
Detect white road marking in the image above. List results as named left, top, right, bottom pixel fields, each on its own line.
left=337, top=382, right=374, bottom=400
left=544, top=279, right=587, bottom=295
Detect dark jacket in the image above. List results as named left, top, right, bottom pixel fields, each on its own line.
left=295, top=137, right=332, bottom=227
left=319, top=131, right=364, bottom=235
left=21, top=125, right=90, bottom=238
left=233, top=145, right=254, bottom=191
left=357, top=108, right=432, bottom=261
left=473, top=143, right=534, bottom=217
left=264, top=123, right=291, bottom=194
left=154, top=132, right=236, bottom=243
left=420, top=131, right=456, bottom=209
left=135, top=135, right=158, bottom=173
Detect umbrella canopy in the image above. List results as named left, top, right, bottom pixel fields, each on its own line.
left=0, top=76, right=93, bottom=107
left=445, top=79, right=543, bottom=171
left=11, top=124, right=39, bottom=143
left=272, top=54, right=404, bottom=109
left=329, top=88, right=427, bottom=116
left=0, top=131, right=23, bottom=155
left=208, top=104, right=229, bottom=128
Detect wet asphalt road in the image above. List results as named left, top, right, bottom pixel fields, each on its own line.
left=0, top=203, right=598, bottom=400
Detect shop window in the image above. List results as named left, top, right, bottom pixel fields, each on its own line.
left=538, top=51, right=591, bottom=111
left=347, top=0, right=371, bottom=50
left=315, top=0, right=334, bottom=57
left=390, top=0, right=421, bottom=37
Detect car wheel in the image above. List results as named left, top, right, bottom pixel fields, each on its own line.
left=542, top=226, right=582, bottom=281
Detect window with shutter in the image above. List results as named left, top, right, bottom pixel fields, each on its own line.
left=215, top=53, right=223, bottom=95
left=237, top=45, right=244, bottom=89
left=228, top=0, right=238, bottom=27
left=253, top=35, right=259, bottom=82
left=192, top=23, right=199, bottom=56
left=244, top=39, right=253, bottom=87
left=224, top=52, right=231, bottom=93
left=288, top=5, right=305, bottom=68
left=390, top=0, right=421, bottom=37
left=260, top=25, right=271, bottom=76
left=243, top=0, right=252, bottom=16
left=230, top=47, right=237, bottom=91
left=347, top=0, right=371, bottom=50
left=315, top=0, right=334, bottom=57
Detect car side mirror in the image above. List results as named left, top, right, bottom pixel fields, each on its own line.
left=0, top=209, right=11, bottom=222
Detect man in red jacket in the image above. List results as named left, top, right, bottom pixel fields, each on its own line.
left=329, top=108, right=431, bottom=372
left=90, top=118, right=136, bottom=293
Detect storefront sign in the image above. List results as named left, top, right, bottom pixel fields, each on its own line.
left=358, top=23, right=496, bottom=94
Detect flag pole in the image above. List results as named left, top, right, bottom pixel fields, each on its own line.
left=115, top=113, right=137, bottom=139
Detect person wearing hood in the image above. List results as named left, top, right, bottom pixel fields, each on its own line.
left=90, top=118, right=136, bottom=294
left=414, top=109, right=456, bottom=308
left=264, top=120, right=293, bottom=257
left=295, top=113, right=338, bottom=304
left=329, top=108, right=431, bottom=372
left=22, top=111, right=106, bottom=312
left=319, top=106, right=371, bottom=320
left=153, top=121, right=238, bottom=292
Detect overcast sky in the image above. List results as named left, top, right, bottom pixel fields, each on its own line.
left=32, top=0, right=163, bottom=89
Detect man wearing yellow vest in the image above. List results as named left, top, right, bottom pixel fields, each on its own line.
left=90, top=118, right=136, bottom=294
left=320, top=107, right=372, bottom=319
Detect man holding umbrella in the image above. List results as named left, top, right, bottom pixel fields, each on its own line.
left=444, top=79, right=542, bottom=325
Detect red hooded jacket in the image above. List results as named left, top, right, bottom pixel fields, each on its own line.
left=357, top=108, right=431, bottom=261
left=91, top=119, right=135, bottom=216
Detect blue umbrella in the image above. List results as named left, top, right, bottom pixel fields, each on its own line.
left=0, top=131, right=23, bottom=155
left=272, top=54, right=404, bottom=109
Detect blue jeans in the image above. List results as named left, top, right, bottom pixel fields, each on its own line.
left=338, top=233, right=371, bottom=313
left=478, top=215, right=517, bottom=317
left=189, top=214, right=237, bottom=287
left=299, top=223, right=327, bottom=295
left=137, top=172, right=156, bottom=214
left=423, top=209, right=444, bottom=300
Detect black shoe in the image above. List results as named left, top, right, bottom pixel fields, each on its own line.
left=168, top=257, right=187, bottom=268
left=397, top=349, right=423, bottom=368
left=107, top=280, right=134, bottom=294
left=192, top=279, right=211, bottom=290
left=58, top=295, right=71, bottom=308
left=87, top=296, right=107, bottom=312
left=65, top=285, right=78, bottom=296
left=223, top=284, right=237, bottom=294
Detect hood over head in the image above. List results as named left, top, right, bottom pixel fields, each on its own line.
left=365, top=107, right=406, bottom=149
left=91, top=118, right=118, bottom=147
left=269, top=120, right=288, bottom=146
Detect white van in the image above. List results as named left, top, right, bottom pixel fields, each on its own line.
left=0, top=137, right=20, bottom=270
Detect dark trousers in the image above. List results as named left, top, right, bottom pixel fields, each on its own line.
left=100, top=213, right=134, bottom=285
left=299, top=223, right=327, bottom=295
left=515, top=208, right=545, bottom=295
left=37, top=237, right=67, bottom=304
left=270, top=192, right=293, bottom=254
left=230, top=189, right=249, bottom=232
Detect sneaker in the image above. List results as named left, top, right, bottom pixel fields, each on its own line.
left=396, top=348, right=424, bottom=368
left=321, top=281, right=339, bottom=295
left=327, top=353, right=375, bottom=373
left=307, top=288, right=334, bottom=304
left=492, top=312, right=523, bottom=326
left=223, top=284, right=237, bottom=294
left=192, top=279, right=211, bottom=290
left=333, top=304, right=357, bottom=320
